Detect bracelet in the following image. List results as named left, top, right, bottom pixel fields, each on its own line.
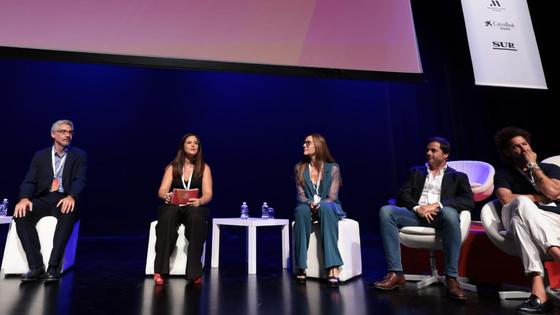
left=530, top=167, right=542, bottom=175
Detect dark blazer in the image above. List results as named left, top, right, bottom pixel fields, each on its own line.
left=19, top=146, right=88, bottom=200
left=396, top=165, right=474, bottom=211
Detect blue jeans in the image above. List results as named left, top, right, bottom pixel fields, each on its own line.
left=379, top=205, right=462, bottom=277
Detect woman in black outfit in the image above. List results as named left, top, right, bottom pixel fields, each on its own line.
left=153, top=133, right=213, bottom=286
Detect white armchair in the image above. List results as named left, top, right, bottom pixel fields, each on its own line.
left=399, top=210, right=475, bottom=291
left=480, top=199, right=545, bottom=299
left=542, top=155, right=560, bottom=166
left=447, top=160, right=495, bottom=202
left=397, top=160, right=493, bottom=292
left=480, top=200, right=517, bottom=254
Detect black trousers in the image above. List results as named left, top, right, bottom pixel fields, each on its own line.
left=154, top=205, right=209, bottom=279
left=14, top=192, right=78, bottom=270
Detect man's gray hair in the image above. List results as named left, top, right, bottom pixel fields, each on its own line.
left=51, top=120, right=74, bottom=134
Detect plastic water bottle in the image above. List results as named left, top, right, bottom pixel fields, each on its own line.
left=261, top=202, right=269, bottom=219
left=0, top=198, right=8, bottom=217
left=240, top=201, right=249, bottom=219
left=268, top=207, right=274, bottom=219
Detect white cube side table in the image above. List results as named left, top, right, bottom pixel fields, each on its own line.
left=0, top=216, right=12, bottom=225
left=211, top=218, right=289, bottom=274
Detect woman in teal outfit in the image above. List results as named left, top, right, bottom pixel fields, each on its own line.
left=293, top=133, right=346, bottom=286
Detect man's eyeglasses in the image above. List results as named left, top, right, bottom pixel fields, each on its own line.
left=303, top=141, right=313, bottom=146
left=56, top=130, right=74, bottom=135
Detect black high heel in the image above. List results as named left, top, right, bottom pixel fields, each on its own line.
left=327, top=276, right=341, bottom=287
left=295, top=269, right=307, bottom=283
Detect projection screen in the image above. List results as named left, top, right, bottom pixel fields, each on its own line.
left=0, top=0, right=422, bottom=78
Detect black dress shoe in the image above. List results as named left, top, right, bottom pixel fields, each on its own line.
left=516, top=295, right=553, bottom=314
left=21, top=267, right=45, bottom=282
left=43, top=267, right=61, bottom=283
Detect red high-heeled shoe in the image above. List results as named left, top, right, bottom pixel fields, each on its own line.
left=154, top=273, right=165, bottom=286
left=186, top=276, right=202, bottom=287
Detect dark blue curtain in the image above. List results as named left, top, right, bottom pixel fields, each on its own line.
left=0, top=1, right=556, bottom=236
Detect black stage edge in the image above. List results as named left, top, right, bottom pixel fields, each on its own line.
left=0, top=46, right=423, bottom=82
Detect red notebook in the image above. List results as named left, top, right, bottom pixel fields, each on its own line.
left=171, top=188, right=199, bottom=206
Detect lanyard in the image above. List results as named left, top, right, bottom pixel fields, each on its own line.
left=308, top=163, right=322, bottom=195
left=51, top=147, right=67, bottom=179
left=181, top=164, right=194, bottom=190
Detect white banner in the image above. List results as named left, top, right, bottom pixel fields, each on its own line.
left=461, top=0, right=547, bottom=89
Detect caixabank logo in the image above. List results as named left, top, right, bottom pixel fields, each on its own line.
left=487, top=0, right=506, bottom=12
left=484, top=21, right=515, bottom=30
left=492, top=41, right=517, bottom=51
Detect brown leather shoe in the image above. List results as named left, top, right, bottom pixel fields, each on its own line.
left=372, top=272, right=406, bottom=290
left=446, top=278, right=467, bottom=301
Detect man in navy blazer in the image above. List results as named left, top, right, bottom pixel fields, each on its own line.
left=372, top=137, right=474, bottom=301
left=14, top=119, right=87, bottom=282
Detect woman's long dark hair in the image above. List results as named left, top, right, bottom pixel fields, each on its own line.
left=295, top=133, right=335, bottom=187
left=170, top=133, right=205, bottom=179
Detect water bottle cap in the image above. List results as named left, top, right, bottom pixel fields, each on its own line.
left=242, top=201, right=247, bottom=205
left=2, top=199, right=6, bottom=202
left=263, top=202, right=267, bottom=205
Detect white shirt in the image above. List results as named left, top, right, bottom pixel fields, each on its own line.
left=414, top=163, right=446, bottom=211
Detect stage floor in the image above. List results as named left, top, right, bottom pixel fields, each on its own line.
left=0, top=228, right=555, bottom=315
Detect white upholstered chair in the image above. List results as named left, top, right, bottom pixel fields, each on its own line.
left=479, top=199, right=529, bottom=299
left=542, top=155, right=560, bottom=166
left=397, top=160, right=492, bottom=291
left=399, top=210, right=475, bottom=291
left=1, top=217, right=80, bottom=277
left=447, top=160, right=495, bottom=202
left=292, top=218, right=362, bottom=282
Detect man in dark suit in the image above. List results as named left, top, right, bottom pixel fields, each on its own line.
left=14, top=119, right=87, bottom=282
left=372, top=137, right=474, bottom=301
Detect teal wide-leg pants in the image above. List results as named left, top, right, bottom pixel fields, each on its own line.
left=294, top=202, right=343, bottom=270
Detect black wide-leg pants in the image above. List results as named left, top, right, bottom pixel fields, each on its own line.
left=14, top=192, right=78, bottom=270
left=154, top=205, right=209, bottom=279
